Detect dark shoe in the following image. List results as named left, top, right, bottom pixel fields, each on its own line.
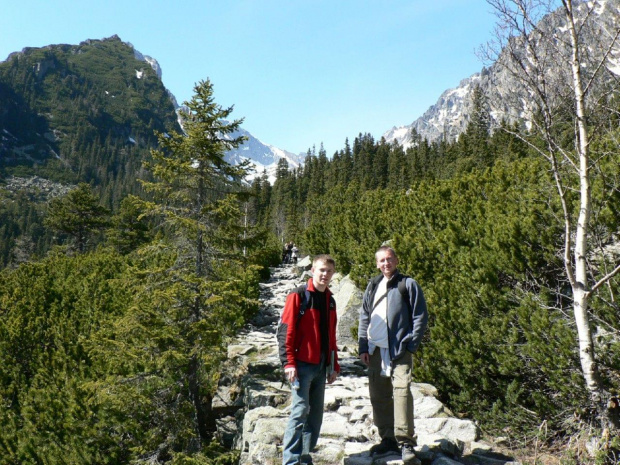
left=369, top=437, right=399, bottom=457
left=401, top=443, right=421, bottom=465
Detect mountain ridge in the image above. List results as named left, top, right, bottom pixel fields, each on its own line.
left=383, top=72, right=485, bottom=148
left=0, top=35, right=303, bottom=186
left=383, top=0, right=620, bottom=148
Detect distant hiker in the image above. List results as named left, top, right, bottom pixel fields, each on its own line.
left=286, top=241, right=294, bottom=263
left=291, top=244, right=298, bottom=264
left=278, top=254, right=340, bottom=465
left=358, top=246, right=428, bottom=465
left=282, top=241, right=294, bottom=264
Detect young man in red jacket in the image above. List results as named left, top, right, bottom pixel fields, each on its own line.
left=278, top=254, right=340, bottom=465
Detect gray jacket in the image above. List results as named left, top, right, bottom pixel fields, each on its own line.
left=358, top=270, right=428, bottom=362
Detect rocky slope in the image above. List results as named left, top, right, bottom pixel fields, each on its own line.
left=213, top=259, right=520, bottom=465
left=383, top=0, right=620, bottom=148
left=0, top=35, right=300, bottom=183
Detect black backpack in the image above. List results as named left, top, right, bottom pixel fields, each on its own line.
left=276, top=284, right=311, bottom=368
left=397, top=277, right=411, bottom=309
left=276, top=284, right=311, bottom=337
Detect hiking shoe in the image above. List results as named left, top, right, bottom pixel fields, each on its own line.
left=369, top=437, right=399, bottom=457
left=401, top=443, right=421, bottom=465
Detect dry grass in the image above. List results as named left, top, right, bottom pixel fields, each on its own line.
left=483, top=431, right=620, bottom=465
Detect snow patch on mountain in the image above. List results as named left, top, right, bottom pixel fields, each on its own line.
left=131, top=41, right=181, bottom=109
left=224, top=127, right=304, bottom=184
left=383, top=0, right=620, bottom=148
left=132, top=47, right=162, bottom=80
left=383, top=73, right=484, bottom=149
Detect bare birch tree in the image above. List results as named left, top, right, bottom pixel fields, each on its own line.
left=483, top=0, right=620, bottom=432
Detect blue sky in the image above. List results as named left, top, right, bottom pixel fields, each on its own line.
left=1, top=1, right=498, bottom=156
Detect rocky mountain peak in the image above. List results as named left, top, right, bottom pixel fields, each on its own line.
left=383, top=0, right=620, bottom=148
left=224, top=126, right=305, bottom=184
left=383, top=72, right=486, bottom=149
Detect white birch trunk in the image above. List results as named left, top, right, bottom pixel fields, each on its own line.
left=486, top=0, right=620, bottom=432
left=563, top=0, right=602, bottom=406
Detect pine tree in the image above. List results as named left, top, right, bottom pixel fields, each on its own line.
left=387, top=142, right=408, bottom=190
left=372, top=138, right=390, bottom=189
left=340, top=138, right=353, bottom=185
left=458, top=84, right=491, bottom=169
left=110, top=78, right=256, bottom=456
left=105, top=195, right=152, bottom=254
left=44, top=183, right=111, bottom=253
left=141, top=78, right=250, bottom=275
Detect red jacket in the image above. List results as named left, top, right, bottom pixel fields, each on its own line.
left=277, top=278, right=340, bottom=373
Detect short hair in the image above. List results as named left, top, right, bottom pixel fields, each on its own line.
left=313, top=254, right=335, bottom=268
left=375, top=245, right=397, bottom=259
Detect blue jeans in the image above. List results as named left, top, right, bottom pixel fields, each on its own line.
left=282, top=359, right=326, bottom=465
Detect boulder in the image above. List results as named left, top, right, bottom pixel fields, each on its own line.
left=331, top=275, right=364, bottom=351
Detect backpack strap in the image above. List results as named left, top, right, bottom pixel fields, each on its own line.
left=397, top=276, right=409, bottom=302
left=397, top=275, right=412, bottom=313
left=294, top=284, right=310, bottom=327
left=367, top=274, right=384, bottom=309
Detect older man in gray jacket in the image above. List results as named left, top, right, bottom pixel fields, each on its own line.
left=358, top=245, right=428, bottom=465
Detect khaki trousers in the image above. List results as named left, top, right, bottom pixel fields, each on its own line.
left=368, top=349, right=416, bottom=445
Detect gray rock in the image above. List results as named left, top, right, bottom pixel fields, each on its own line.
left=332, top=275, right=364, bottom=350
left=412, top=382, right=439, bottom=399
left=416, top=417, right=478, bottom=443
left=294, top=256, right=312, bottom=272
left=415, top=396, right=451, bottom=419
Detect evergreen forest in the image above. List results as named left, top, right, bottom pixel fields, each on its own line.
left=1, top=6, right=620, bottom=462
left=0, top=36, right=180, bottom=267
left=249, top=116, right=620, bottom=443
left=2, top=82, right=619, bottom=463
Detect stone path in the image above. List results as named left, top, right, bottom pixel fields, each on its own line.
left=213, top=262, right=519, bottom=465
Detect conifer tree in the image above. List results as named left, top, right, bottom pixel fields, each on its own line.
left=489, top=119, right=527, bottom=161
left=105, top=194, right=152, bottom=254
left=276, top=157, right=290, bottom=180
left=326, top=151, right=341, bottom=191
left=247, top=177, right=263, bottom=225
left=141, top=78, right=250, bottom=275
left=408, top=131, right=432, bottom=181
left=44, top=182, right=110, bottom=253
left=458, top=84, right=491, bottom=169
left=387, top=142, right=408, bottom=190
left=258, top=171, right=272, bottom=221
left=372, top=138, right=390, bottom=189
left=340, top=138, right=353, bottom=185
left=314, top=142, right=328, bottom=196
left=271, top=158, right=294, bottom=241
left=105, top=78, right=255, bottom=458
